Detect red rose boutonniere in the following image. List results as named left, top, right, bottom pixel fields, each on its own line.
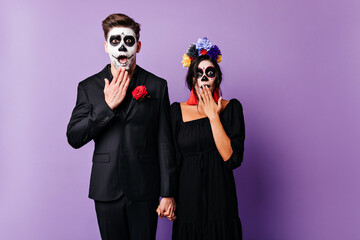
left=132, top=85, right=150, bottom=101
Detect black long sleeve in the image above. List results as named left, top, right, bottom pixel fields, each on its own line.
left=66, top=82, right=115, bottom=149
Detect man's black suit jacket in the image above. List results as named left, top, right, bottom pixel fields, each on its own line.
left=67, top=65, right=176, bottom=201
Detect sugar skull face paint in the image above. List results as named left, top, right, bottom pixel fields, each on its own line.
left=106, top=27, right=138, bottom=70
left=196, top=66, right=216, bottom=79
left=194, top=60, right=216, bottom=93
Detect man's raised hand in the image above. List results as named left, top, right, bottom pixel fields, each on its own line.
left=104, top=67, right=130, bottom=110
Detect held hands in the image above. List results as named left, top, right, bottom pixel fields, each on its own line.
left=104, top=67, right=130, bottom=110
left=156, top=197, right=176, bottom=221
left=197, top=86, right=222, bottom=120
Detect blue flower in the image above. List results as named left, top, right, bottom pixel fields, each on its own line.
left=195, top=37, right=212, bottom=54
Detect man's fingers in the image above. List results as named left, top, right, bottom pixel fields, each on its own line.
left=168, top=215, right=177, bottom=221
left=163, top=209, right=170, bottom=217
left=124, top=70, right=128, bottom=82
left=157, top=209, right=163, bottom=218
left=104, top=78, right=110, bottom=89
left=120, top=71, right=130, bottom=92
left=158, top=206, right=165, bottom=218
left=123, top=77, right=130, bottom=92
left=165, top=204, right=176, bottom=220
left=163, top=204, right=172, bottom=216
left=115, top=68, right=125, bottom=86
left=167, top=209, right=176, bottom=221
left=112, top=68, right=122, bottom=85
left=156, top=206, right=162, bottom=217
left=168, top=205, right=174, bottom=218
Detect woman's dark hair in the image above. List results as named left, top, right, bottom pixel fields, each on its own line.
left=186, top=55, right=223, bottom=91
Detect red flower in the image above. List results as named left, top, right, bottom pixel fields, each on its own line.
left=200, top=49, right=207, bottom=55
left=132, top=85, right=148, bottom=101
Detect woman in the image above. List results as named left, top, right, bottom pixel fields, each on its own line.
left=170, top=37, right=245, bottom=239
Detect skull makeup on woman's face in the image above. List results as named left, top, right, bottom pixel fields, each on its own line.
left=106, top=27, right=138, bottom=70
left=194, top=60, right=216, bottom=93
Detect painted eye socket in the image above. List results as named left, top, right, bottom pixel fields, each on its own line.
left=196, top=69, right=204, bottom=78
left=111, top=39, right=120, bottom=45
left=206, top=67, right=216, bottom=78
left=109, top=35, right=121, bottom=46
left=124, top=36, right=135, bottom=47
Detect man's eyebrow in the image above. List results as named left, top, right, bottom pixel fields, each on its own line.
left=109, top=35, right=121, bottom=39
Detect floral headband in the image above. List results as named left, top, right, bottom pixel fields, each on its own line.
left=181, top=37, right=222, bottom=68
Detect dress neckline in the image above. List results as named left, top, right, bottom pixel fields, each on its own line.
left=178, top=100, right=232, bottom=124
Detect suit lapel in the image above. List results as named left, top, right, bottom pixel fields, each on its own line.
left=124, top=95, right=136, bottom=118
left=124, top=66, right=148, bottom=119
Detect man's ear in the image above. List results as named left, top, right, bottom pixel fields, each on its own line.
left=104, top=41, right=109, bottom=53
left=137, top=41, right=141, bottom=53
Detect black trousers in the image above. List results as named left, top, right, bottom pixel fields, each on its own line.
left=94, top=195, right=158, bottom=240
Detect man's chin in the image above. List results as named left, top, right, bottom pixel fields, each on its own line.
left=111, top=57, right=135, bottom=71
left=122, top=61, right=135, bottom=71
left=113, top=61, right=130, bottom=70
left=123, top=64, right=132, bottom=71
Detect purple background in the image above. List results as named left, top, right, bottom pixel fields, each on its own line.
left=1, top=0, right=360, bottom=239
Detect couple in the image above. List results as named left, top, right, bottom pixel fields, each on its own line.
left=67, top=13, right=245, bottom=240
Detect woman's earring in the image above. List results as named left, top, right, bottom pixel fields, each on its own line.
left=187, top=88, right=198, bottom=105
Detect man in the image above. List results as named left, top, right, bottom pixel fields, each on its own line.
left=67, top=13, right=176, bottom=240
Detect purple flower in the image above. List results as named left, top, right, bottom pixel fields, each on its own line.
left=208, top=45, right=222, bottom=62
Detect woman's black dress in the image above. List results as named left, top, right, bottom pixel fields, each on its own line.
left=170, top=99, right=245, bottom=240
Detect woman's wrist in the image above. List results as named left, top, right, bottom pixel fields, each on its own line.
left=208, top=113, right=220, bottom=122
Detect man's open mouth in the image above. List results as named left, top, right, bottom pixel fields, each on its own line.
left=117, top=55, right=129, bottom=64
left=114, top=54, right=134, bottom=65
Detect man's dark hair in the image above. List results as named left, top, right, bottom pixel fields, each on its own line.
left=186, top=55, right=223, bottom=91
left=102, top=13, right=141, bottom=41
